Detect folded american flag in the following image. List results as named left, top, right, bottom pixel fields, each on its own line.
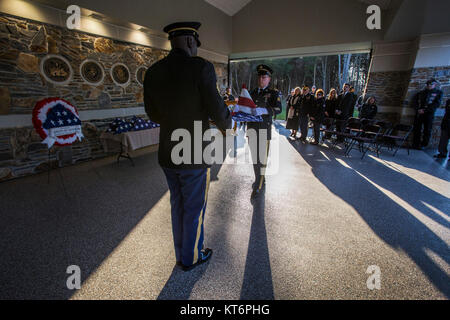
left=231, top=85, right=266, bottom=123
left=107, top=118, right=132, bottom=134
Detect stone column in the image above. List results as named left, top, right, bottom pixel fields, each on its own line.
left=364, top=40, right=418, bottom=124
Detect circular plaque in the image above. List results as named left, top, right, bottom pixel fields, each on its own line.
left=110, top=63, right=130, bottom=87
left=135, top=66, right=147, bottom=86
left=40, top=54, right=73, bottom=85
left=80, top=60, right=104, bottom=86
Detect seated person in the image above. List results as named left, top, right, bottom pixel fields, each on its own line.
left=359, top=96, right=378, bottom=119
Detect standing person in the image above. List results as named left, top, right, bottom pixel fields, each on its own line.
left=247, top=64, right=282, bottom=199
left=311, top=85, right=317, bottom=96
left=144, top=22, right=232, bottom=271
left=309, top=89, right=326, bottom=145
left=298, top=86, right=314, bottom=142
left=359, top=96, right=378, bottom=119
left=286, top=87, right=301, bottom=138
left=336, top=83, right=353, bottom=120
left=325, top=88, right=338, bottom=119
left=335, top=83, right=353, bottom=139
left=324, top=88, right=339, bottom=139
left=412, top=78, right=443, bottom=150
left=434, top=99, right=450, bottom=159
left=285, top=89, right=295, bottom=121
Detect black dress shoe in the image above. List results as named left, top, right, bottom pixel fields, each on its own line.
left=181, top=248, right=213, bottom=271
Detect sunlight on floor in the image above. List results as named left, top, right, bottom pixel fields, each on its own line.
left=70, top=191, right=173, bottom=300
left=336, top=158, right=449, bottom=244
left=368, top=155, right=450, bottom=196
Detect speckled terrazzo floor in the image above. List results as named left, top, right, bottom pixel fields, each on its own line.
left=1, top=121, right=449, bottom=300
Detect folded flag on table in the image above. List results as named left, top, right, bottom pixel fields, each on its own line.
left=107, top=118, right=132, bottom=134
left=231, top=85, right=267, bottom=123
left=130, top=116, right=160, bottom=131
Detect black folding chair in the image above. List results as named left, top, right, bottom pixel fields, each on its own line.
left=379, top=124, right=413, bottom=156
left=334, top=118, right=363, bottom=153
left=373, top=121, right=393, bottom=154
left=320, top=117, right=336, bottom=143
left=346, top=124, right=382, bottom=159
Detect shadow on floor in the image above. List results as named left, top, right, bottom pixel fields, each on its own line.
left=279, top=122, right=450, bottom=298
left=240, top=191, right=274, bottom=300
left=157, top=264, right=209, bottom=300
left=0, top=152, right=168, bottom=299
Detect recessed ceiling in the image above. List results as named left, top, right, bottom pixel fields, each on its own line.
left=204, top=0, right=252, bottom=16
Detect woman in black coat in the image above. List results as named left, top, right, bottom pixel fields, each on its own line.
left=309, top=89, right=326, bottom=144
left=286, top=87, right=302, bottom=138
left=359, top=96, right=378, bottom=119
left=324, top=88, right=339, bottom=139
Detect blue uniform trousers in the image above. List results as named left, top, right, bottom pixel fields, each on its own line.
left=162, top=167, right=210, bottom=266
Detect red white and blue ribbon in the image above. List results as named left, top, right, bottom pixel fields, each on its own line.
left=32, top=98, right=84, bottom=148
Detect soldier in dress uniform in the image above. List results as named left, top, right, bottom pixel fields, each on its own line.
left=144, top=22, right=232, bottom=271
left=247, top=64, right=282, bottom=199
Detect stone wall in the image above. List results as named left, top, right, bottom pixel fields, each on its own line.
left=0, top=12, right=228, bottom=182
left=364, top=70, right=412, bottom=124
left=364, top=65, right=449, bottom=148
left=402, top=66, right=450, bottom=148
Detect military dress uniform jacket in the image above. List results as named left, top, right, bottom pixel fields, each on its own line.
left=144, top=48, right=232, bottom=169
left=247, top=87, right=282, bottom=140
left=414, top=88, right=443, bottom=115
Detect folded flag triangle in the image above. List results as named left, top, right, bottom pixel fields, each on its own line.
left=232, top=85, right=267, bottom=122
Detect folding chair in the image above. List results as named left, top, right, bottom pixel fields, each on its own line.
left=379, top=124, right=413, bottom=156
left=373, top=121, right=393, bottom=154
left=346, top=124, right=382, bottom=159
left=334, top=118, right=363, bottom=153
left=320, top=117, right=335, bottom=143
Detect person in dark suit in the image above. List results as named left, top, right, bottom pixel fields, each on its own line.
left=434, top=99, right=450, bottom=159
left=336, top=83, right=353, bottom=120
left=412, top=78, right=443, bottom=150
left=335, top=83, right=353, bottom=140
left=144, top=21, right=232, bottom=271
left=247, top=64, right=282, bottom=199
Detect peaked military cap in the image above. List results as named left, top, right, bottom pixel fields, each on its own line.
left=163, top=22, right=201, bottom=47
left=256, top=64, right=273, bottom=76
